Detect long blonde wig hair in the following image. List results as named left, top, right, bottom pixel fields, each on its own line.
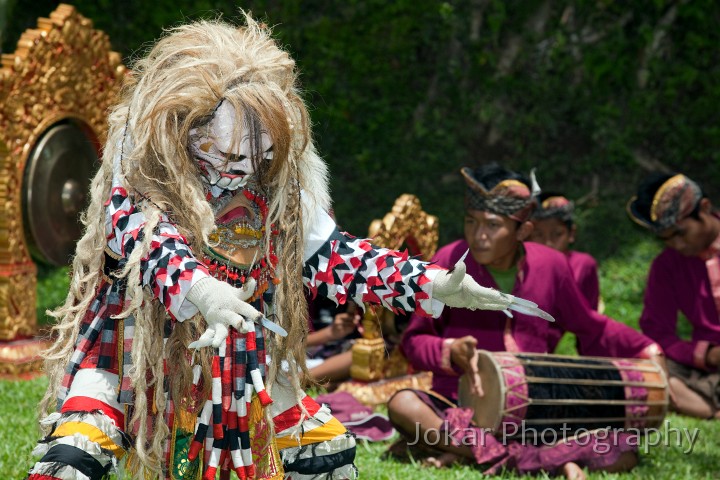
left=40, top=13, right=329, bottom=475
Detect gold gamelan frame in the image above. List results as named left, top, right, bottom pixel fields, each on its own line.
left=0, top=4, right=124, bottom=372
left=350, top=194, right=439, bottom=383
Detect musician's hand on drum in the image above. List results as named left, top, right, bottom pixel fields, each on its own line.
left=450, top=336, right=477, bottom=373
left=432, top=251, right=555, bottom=322
left=468, top=348, right=484, bottom=398
left=451, top=337, right=484, bottom=397
left=186, top=277, right=261, bottom=349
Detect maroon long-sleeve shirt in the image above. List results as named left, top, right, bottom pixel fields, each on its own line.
left=568, top=250, right=600, bottom=310
left=640, top=246, right=720, bottom=370
left=546, top=250, right=600, bottom=351
left=402, top=240, right=655, bottom=400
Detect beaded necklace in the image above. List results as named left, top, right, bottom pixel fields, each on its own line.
left=203, top=188, right=280, bottom=302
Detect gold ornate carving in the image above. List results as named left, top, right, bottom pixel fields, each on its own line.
left=368, top=193, right=439, bottom=262
left=0, top=264, right=37, bottom=340
left=350, top=338, right=386, bottom=382
left=335, top=371, right=432, bottom=407
left=0, top=337, right=50, bottom=377
left=0, top=4, right=124, bottom=362
left=360, top=305, right=382, bottom=340
left=349, top=194, right=439, bottom=383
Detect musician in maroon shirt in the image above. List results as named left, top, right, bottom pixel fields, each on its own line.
left=628, top=173, right=720, bottom=419
left=387, top=164, right=662, bottom=478
left=530, top=192, right=602, bottom=351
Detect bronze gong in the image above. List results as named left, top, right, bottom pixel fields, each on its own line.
left=22, top=120, right=98, bottom=266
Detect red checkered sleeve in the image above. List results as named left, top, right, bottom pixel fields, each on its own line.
left=303, top=230, right=444, bottom=317
left=104, top=182, right=209, bottom=321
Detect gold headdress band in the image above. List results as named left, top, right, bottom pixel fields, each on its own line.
left=627, top=174, right=702, bottom=232
left=542, top=196, right=571, bottom=209
left=461, top=167, right=540, bottom=222
left=531, top=195, right=574, bottom=222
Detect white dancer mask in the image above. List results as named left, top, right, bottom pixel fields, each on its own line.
left=190, top=100, right=274, bottom=192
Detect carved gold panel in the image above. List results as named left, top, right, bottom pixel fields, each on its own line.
left=350, top=194, right=439, bottom=382
left=368, top=193, right=439, bottom=262
left=0, top=5, right=124, bottom=360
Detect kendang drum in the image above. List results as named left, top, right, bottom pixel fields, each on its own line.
left=458, top=350, right=668, bottom=439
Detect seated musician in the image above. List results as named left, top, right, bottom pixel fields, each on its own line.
left=628, top=173, right=720, bottom=419
left=530, top=192, right=600, bottom=311
left=530, top=191, right=601, bottom=351
left=305, top=295, right=361, bottom=382
left=387, top=164, right=663, bottom=478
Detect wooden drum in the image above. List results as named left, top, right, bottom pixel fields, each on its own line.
left=458, top=350, right=669, bottom=438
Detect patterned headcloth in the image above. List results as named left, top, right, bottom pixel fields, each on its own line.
left=531, top=194, right=575, bottom=223
left=627, top=174, right=703, bottom=233
left=461, top=167, right=540, bottom=222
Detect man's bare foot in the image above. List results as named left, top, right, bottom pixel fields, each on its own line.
left=562, top=462, right=586, bottom=480
left=424, top=452, right=460, bottom=468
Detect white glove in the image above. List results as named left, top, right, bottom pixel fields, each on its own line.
left=432, top=251, right=555, bottom=322
left=186, top=276, right=261, bottom=349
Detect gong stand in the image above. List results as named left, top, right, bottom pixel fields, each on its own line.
left=0, top=4, right=124, bottom=377
left=338, top=194, right=438, bottom=404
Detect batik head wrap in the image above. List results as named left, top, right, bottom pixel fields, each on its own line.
left=531, top=193, right=575, bottom=224
left=460, top=166, right=540, bottom=222
left=627, top=174, right=703, bottom=233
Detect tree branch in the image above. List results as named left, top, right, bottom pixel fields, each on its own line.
left=497, top=0, right=553, bottom=76
left=633, top=148, right=673, bottom=173
left=637, top=0, right=688, bottom=89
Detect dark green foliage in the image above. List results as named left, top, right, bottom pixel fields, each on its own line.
left=35, top=265, right=69, bottom=326
left=5, top=1, right=718, bottom=252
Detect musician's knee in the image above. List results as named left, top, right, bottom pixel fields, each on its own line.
left=388, top=390, right=437, bottom=432
left=388, top=390, right=419, bottom=420
left=668, top=377, right=714, bottom=418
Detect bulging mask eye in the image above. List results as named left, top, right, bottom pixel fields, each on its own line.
left=189, top=100, right=275, bottom=193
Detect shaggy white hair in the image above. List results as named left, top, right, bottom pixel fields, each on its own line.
left=40, top=12, right=328, bottom=476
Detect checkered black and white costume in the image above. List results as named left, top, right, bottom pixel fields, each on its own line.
left=29, top=159, right=444, bottom=480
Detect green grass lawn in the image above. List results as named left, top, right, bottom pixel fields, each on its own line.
left=0, top=376, right=49, bottom=479
left=4, top=375, right=720, bottom=479
left=355, top=413, right=720, bottom=479
left=4, top=237, right=720, bottom=479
